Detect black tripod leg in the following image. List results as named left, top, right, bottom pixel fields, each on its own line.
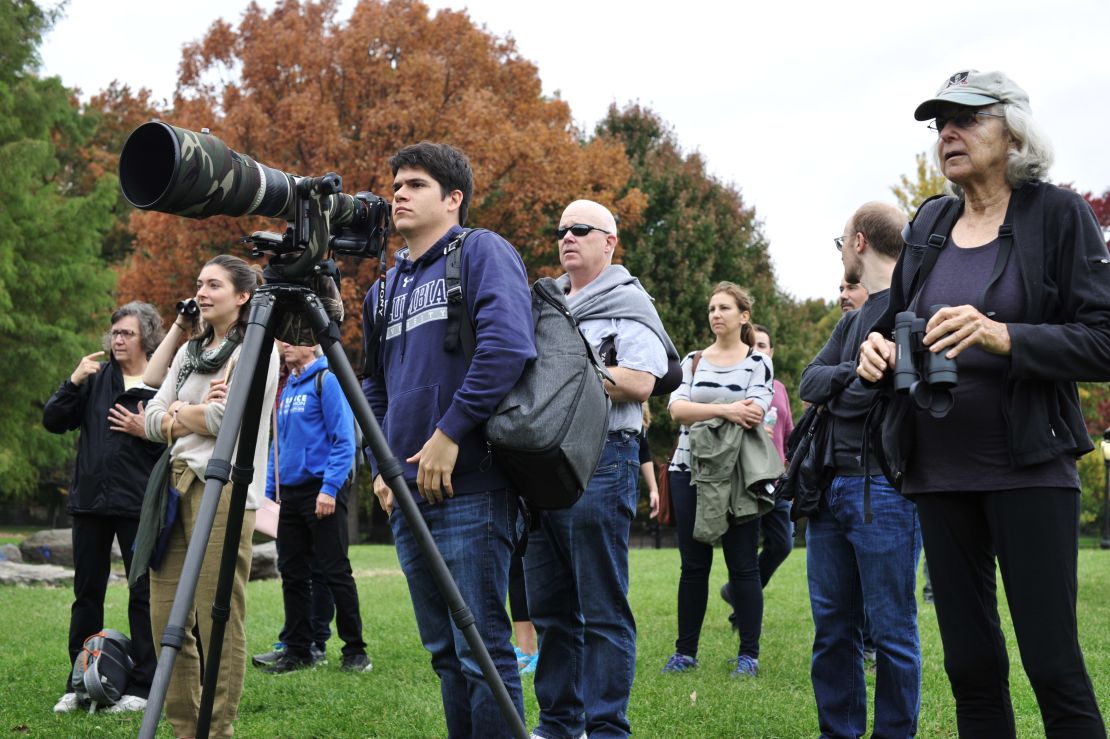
left=139, top=291, right=278, bottom=739
left=195, top=301, right=278, bottom=739
left=303, top=292, right=528, bottom=739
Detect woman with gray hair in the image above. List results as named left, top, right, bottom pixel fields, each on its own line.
left=43, top=301, right=166, bottom=714
left=858, top=70, right=1108, bottom=736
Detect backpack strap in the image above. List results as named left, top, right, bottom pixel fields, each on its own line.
left=443, top=228, right=487, bottom=358
left=904, top=195, right=961, bottom=312
left=315, top=367, right=329, bottom=397
left=361, top=266, right=389, bottom=377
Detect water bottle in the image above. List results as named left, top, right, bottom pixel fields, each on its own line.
left=763, top=406, right=777, bottom=434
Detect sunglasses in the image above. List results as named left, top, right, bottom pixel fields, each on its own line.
left=110, top=329, right=138, bottom=340
left=927, top=110, right=1005, bottom=133
left=556, top=223, right=611, bottom=240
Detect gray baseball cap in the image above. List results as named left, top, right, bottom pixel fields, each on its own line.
left=914, top=70, right=1031, bottom=121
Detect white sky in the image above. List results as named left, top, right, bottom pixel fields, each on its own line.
left=39, top=0, right=1110, bottom=301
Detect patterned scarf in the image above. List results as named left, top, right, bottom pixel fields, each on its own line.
left=176, top=328, right=242, bottom=391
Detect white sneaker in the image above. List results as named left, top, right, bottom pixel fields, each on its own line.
left=53, top=692, right=80, bottom=713
left=104, top=695, right=148, bottom=714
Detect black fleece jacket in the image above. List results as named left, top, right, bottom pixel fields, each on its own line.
left=870, top=181, right=1110, bottom=468
left=42, top=360, right=164, bottom=518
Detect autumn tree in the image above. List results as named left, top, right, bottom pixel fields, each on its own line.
left=0, top=0, right=118, bottom=498
left=115, top=0, right=639, bottom=358
left=891, top=152, right=947, bottom=216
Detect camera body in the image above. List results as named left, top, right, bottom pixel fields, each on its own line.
left=892, top=305, right=958, bottom=417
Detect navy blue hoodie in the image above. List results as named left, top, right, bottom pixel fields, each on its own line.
left=266, top=356, right=355, bottom=499
left=361, top=226, right=536, bottom=497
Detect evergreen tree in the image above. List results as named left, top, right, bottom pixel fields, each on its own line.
left=0, top=0, right=118, bottom=497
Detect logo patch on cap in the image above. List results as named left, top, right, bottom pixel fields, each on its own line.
left=945, top=71, right=970, bottom=88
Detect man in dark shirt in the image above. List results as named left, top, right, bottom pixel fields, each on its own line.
left=799, top=202, right=923, bottom=739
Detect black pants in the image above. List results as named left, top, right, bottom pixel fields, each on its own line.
left=670, top=471, right=762, bottom=659
left=277, top=551, right=335, bottom=649
left=915, top=487, right=1105, bottom=738
left=276, top=482, right=366, bottom=660
left=758, top=496, right=794, bottom=587
left=66, top=514, right=156, bottom=698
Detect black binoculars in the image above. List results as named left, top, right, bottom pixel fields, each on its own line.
left=176, top=298, right=200, bottom=318
left=893, top=305, right=958, bottom=418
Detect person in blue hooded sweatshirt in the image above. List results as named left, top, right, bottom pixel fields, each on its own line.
left=264, top=340, right=369, bottom=674
left=361, top=142, right=536, bottom=738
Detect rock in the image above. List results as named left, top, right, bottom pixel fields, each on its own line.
left=0, top=544, right=21, bottom=562
left=18, top=528, right=121, bottom=567
left=20, top=529, right=73, bottom=566
left=250, top=541, right=279, bottom=581
left=0, top=560, right=74, bottom=586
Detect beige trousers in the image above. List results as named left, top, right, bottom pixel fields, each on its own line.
left=149, top=460, right=254, bottom=738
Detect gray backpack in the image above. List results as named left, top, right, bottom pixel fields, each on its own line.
left=71, top=629, right=134, bottom=710
left=484, top=277, right=613, bottom=508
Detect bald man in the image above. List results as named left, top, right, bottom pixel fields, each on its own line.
left=798, top=202, right=923, bottom=739
left=524, top=200, right=677, bottom=739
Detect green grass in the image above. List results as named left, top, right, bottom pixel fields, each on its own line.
left=1, top=545, right=1107, bottom=737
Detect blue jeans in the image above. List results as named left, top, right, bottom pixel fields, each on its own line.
left=390, top=489, right=524, bottom=738
left=525, top=436, right=639, bottom=739
left=806, top=475, right=922, bottom=739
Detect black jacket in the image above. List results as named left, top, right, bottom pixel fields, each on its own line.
left=42, top=360, right=164, bottom=518
left=871, top=181, right=1110, bottom=469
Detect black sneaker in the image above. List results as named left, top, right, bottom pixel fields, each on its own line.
left=265, top=654, right=312, bottom=674
left=340, top=653, right=372, bottom=672
left=252, top=642, right=285, bottom=668
left=310, top=644, right=327, bottom=666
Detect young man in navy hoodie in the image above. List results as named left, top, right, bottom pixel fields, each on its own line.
left=361, top=142, right=536, bottom=737
left=264, top=341, right=370, bottom=674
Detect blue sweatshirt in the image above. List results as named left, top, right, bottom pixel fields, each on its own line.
left=266, top=356, right=355, bottom=499
left=361, top=225, right=536, bottom=497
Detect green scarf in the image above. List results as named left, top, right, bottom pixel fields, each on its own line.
left=176, top=328, right=242, bottom=390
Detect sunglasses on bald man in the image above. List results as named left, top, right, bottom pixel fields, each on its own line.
left=556, top=223, right=612, bottom=240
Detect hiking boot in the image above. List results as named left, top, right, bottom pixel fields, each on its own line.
left=340, top=653, right=373, bottom=672
left=104, top=695, right=147, bottom=714
left=252, top=641, right=286, bottom=667
left=730, top=655, right=759, bottom=678
left=661, top=652, right=699, bottom=673
left=53, top=692, right=80, bottom=713
left=265, top=654, right=312, bottom=674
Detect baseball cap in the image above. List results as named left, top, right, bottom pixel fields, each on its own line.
left=914, top=70, right=1031, bottom=121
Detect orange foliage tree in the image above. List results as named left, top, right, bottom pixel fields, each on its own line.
left=115, top=0, right=642, bottom=357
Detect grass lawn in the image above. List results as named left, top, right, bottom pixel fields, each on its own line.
left=2, top=542, right=1107, bottom=737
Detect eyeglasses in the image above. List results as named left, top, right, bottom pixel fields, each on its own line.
left=110, top=329, right=138, bottom=340
left=927, top=110, right=1005, bottom=133
left=556, top=223, right=611, bottom=240
left=833, top=236, right=845, bottom=251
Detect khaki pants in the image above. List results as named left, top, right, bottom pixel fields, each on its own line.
left=149, top=460, right=255, bottom=738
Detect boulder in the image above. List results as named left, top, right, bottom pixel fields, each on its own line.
left=19, top=528, right=122, bottom=567
left=250, top=541, right=279, bottom=581
left=0, top=560, right=74, bottom=586
left=0, top=544, right=21, bottom=562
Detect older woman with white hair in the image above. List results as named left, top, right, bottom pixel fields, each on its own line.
left=858, top=70, right=1109, bottom=737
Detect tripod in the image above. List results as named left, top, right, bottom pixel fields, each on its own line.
left=139, top=282, right=528, bottom=739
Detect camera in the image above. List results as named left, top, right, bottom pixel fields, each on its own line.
left=117, top=121, right=390, bottom=278
left=892, top=305, right=958, bottom=417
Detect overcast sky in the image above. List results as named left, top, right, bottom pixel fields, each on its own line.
left=39, top=0, right=1110, bottom=302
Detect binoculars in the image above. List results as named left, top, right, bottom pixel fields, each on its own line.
left=893, top=305, right=958, bottom=418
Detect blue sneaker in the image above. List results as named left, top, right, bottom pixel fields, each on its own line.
left=662, top=652, right=699, bottom=673
left=729, top=655, right=759, bottom=678
left=521, top=650, right=539, bottom=675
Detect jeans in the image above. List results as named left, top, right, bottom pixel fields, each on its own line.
left=391, top=488, right=523, bottom=739
left=67, top=514, right=156, bottom=698
left=277, top=481, right=366, bottom=660
left=806, top=475, right=922, bottom=739
left=526, top=436, right=639, bottom=739
left=916, top=487, right=1105, bottom=738
left=670, top=470, right=763, bottom=659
